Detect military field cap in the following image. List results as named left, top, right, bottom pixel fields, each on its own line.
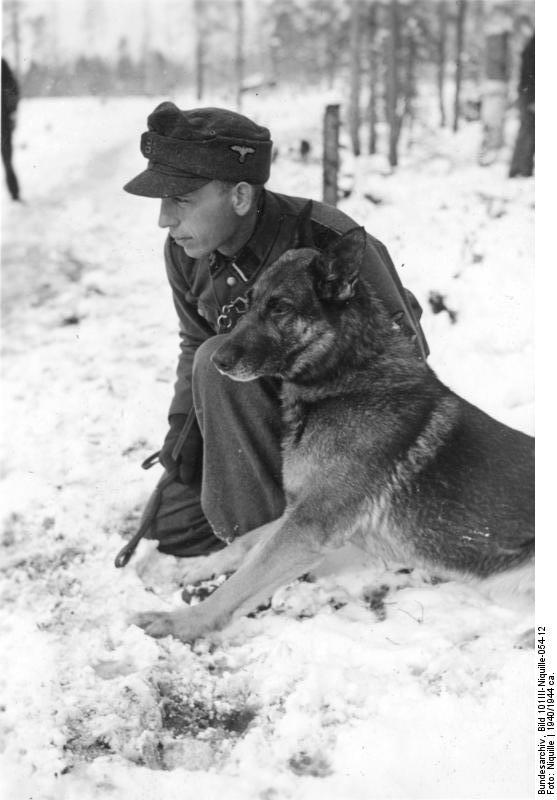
left=123, top=101, right=273, bottom=197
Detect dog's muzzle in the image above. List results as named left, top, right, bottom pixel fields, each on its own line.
left=211, top=345, right=256, bottom=382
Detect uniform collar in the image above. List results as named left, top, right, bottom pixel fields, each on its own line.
left=208, top=190, right=282, bottom=282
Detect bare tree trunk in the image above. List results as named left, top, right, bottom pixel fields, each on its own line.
left=348, top=0, right=363, bottom=156
left=325, top=39, right=338, bottom=89
left=453, top=0, right=467, bottom=133
left=6, top=0, right=23, bottom=82
left=325, top=24, right=340, bottom=90
left=386, top=0, right=401, bottom=167
left=367, top=2, right=379, bottom=154
left=402, top=14, right=417, bottom=147
left=194, top=0, right=205, bottom=101
left=471, top=0, right=485, bottom=88
left=479, top=25, right=511, bottom=164
left=323, top=104, right=340, bottom=207
left=50, top=0, right=61, bottom=72
left=437, top=0, right=447, bottom=127
left=141, top=0, right=151, bottom=95
left=235, top=0, right=245, bottom=110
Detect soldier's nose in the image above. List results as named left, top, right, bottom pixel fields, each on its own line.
left=158, top=198, right=175, bottom=228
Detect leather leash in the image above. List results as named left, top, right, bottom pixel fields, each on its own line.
left=114, top=408, right=197, bottom=568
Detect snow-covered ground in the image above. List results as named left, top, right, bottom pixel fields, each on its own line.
left=1, top=89, right=536, bottom=799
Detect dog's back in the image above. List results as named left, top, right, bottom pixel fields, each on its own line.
left=400, top=394, right=534, bottom=575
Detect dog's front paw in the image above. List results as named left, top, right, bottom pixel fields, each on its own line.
left=131, top=607, right=216, bottom=643
left=131, top=611, right=177, bottom=639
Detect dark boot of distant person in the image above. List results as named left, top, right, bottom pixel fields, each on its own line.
left=1, top=58, right=21, bottom=201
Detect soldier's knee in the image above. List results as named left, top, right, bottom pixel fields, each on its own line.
left=192, top=335, right=231, bottom=397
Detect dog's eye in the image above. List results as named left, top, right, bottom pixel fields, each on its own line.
left=267, top=298, right=293, bottom=316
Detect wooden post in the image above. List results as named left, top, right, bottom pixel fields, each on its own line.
left=323, top=104, right=340, bottom=207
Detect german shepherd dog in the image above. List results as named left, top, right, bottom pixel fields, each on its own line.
left=134, top=228, right=534, bottom=642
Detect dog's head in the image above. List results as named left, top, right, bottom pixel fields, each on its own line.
left=211, top=226, right=375, bottom=383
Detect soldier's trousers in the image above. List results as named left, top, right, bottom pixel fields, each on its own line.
left=148, top=335, right=286, bottom=555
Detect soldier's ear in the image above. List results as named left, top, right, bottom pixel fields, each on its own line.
left=312, top=227, right=366, bottom=302
left=291, top=201, right=315, bottom=248
left=231, top=181, right=254, bottom=216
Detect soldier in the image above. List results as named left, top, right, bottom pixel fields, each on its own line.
left=1, top=58, right=20, bottom=202
left=122, top=102, right=429, bottom=558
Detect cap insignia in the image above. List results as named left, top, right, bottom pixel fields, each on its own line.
left=230, top=145, right=256, bottom=163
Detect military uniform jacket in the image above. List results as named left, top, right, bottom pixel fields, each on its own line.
left=164, top=189, right=429, bottom=418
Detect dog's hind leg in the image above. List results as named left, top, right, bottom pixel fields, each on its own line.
left=132, top=513, right=325, bottom=642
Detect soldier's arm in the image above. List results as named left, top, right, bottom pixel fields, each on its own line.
left=360, top=233, right=429, bottom=359
left=308, top=199, right=429, bottom=359
left=164, top=236, right=214, bottom=418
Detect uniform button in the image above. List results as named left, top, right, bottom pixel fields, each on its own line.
left=226, top=276, right=237, bottom=287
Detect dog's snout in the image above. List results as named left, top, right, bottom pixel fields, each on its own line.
left=211, top=347, right=232, bottom=374
left=211, top=342, right=241, bottom=375
left=210, top=338, right=262, bottom=382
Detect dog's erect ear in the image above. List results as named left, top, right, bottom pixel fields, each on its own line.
left=330, top=226, right=367, bottom=266
left=312, top=227, right=367, bottom=302
left=291, top=201, right=315, bottom=249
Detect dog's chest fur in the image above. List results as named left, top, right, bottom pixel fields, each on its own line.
left=281, top=391, right=309, bottom=448
left=280, top=386, right=404, bottom=554
left=280, top=391, right=316, bottom=498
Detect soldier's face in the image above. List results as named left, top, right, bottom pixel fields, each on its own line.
left=158, top=181, right=240, bottom=258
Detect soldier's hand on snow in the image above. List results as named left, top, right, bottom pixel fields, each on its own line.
left=159, top=413, right=187, bottom=472
left=160, top=413, right=202, bottom=485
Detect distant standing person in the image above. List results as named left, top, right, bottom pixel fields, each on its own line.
left=1, top=57, right=21, bottom=201
left=509, top=33, right=534, bottom=178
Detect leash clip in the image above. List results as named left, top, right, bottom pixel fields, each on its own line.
left=217, top=292, right=251, bottom=333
